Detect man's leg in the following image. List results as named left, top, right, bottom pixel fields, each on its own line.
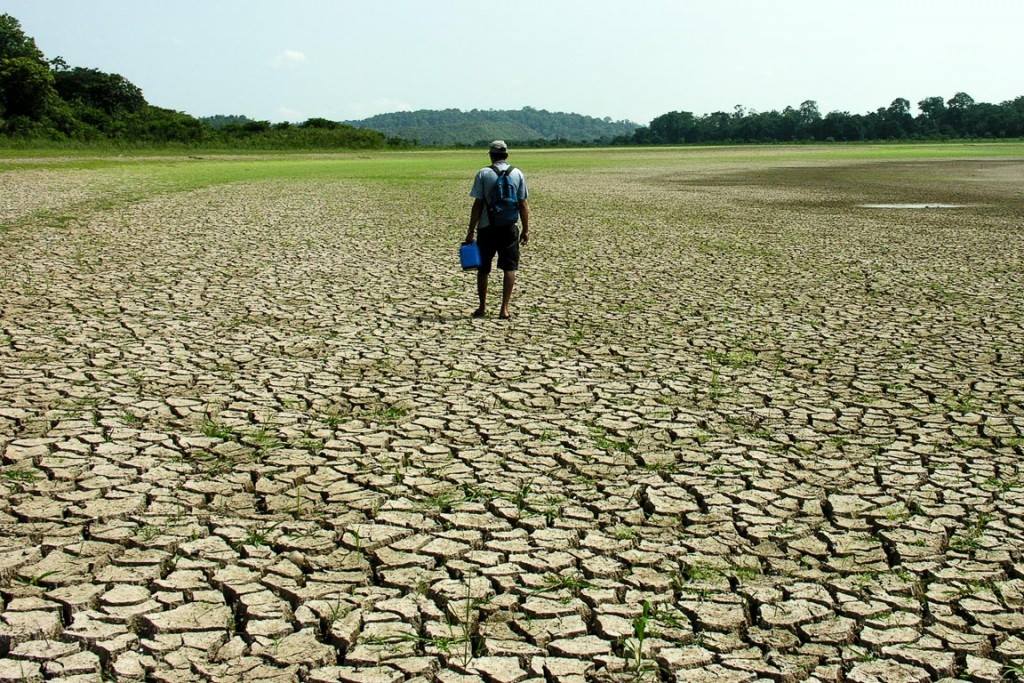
left=473, top=233, right=497, bottom=318
left=499, top=270, right=516, bottom=318
left=474, top=270, right=488, bottom=317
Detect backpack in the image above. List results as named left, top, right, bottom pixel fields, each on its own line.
left=485, top=165, right=520, bottom=228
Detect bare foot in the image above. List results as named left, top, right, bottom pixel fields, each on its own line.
left=472, top=308, right=486, bottom=318
left=499, top=309, right=511, bottom=320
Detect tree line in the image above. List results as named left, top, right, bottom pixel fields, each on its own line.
left=0, top=13, right=401, bottom=148
left=622, top=95, right=1024, bottom=145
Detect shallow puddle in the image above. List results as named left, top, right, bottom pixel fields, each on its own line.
left=859, top=203, right=968, bottom=209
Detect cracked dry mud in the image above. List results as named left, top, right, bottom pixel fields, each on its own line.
left=1, top=150, right=1023, bottom=683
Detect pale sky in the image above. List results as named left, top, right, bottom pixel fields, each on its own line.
left=6, top=0, right=1023, bottom=124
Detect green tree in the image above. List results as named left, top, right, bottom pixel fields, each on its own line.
left=821, top=111, right=862, bottom=141
left=882, top=98, right=913, bottom=138
left=916, top=96, right=947, bottom=136
left=54, top=67, right=145, bottom=115
left=798, top=100, right=822, bottom=138
left=779, top=106, right=801, bottom=140
left=917, top=96, right=946, bottom=120
left=0, top=56, right=56, bottom=119
left=0, top=13, right=44, bottom=62
left=945, top=92, right=975, bottom=132
left=947, top=92, right=975, bottom=110
left=0, top=13, right=56, bottom=123
left=649, top=110, right=697, bottom=143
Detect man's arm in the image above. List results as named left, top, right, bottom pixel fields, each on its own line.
left=519, top=200, right=530, bottom=246
left=465, top=198, right=484, bottom=243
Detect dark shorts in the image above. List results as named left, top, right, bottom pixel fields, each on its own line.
left=477, top=224, right=520, bottom=273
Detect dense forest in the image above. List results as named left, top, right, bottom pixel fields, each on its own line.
left=623, top=96, right=1024, bottom=145
left=0, top=14, right=397, bottom=149
left=346, top=108, right=640, bottom=145
left=1, top=12, right=1022, bottom=150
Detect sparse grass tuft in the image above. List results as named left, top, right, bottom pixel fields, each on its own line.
left=706, top=348, right=757, bottom=368
left=983, top=476, right=1020, bottom=493
left=943, top=391, right=979, bottom=414
left=591, top=426, right=636, bottom=456
left=417, top=489, right=463, bottom=514
left=200, top=419, right=235, bottom=440
left=949, top=512, right=995, bottom=551
left=2, top=468, right=40, bottom=483
left=367, top=405, right=408, bottom=424
left=16, top=570, right=58, bottom=586
left=531, top=572, right=594, bottom=600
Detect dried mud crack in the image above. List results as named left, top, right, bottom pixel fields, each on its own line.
left=1, top=153, right=1023, bottom=682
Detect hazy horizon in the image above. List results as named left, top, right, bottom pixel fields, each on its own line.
left=6, top=0, right=1024, bottom=125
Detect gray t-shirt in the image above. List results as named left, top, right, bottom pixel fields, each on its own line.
left=470, top=161, right=528, bottom=229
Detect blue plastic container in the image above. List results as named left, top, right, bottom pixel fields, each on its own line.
left=460, top=242, right=482, bottom=270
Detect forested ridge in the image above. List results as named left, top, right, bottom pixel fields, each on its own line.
left=1, top=12, right=1021, bottom=150
left=346, top=108, right=640, bottom=145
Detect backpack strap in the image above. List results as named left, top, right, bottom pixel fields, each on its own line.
left=490, top=164, right=514, bottom=178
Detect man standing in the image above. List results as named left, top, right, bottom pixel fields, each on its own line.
left=464, top=140, right=530, bottom=320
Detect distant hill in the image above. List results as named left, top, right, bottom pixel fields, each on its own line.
left=200, top=114, right=256, bottom=129
left=346, top=107, right=640, bottom=145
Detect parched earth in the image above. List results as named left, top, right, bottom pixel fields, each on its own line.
left=1, top=151, right=1023, bottom=682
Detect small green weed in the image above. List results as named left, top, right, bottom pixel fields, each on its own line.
left=200, top=419, right=235, bottom=440
left=242, top=520, right=285, bottom=547
left=510, top=480, right=534, bottom=511
left=298, top=437, right=324, bottom=454
left=16, top=570, right=57, bottom=586
left=325, top=599, right=351, bottom=625
left=1003, top=662, right=1024, bottom=682
left=706, top=348, right=757, bottom=368
left=683, top=563, right=722, bottom=582
left=530, top=572, right=594, bottom=599
left=368, top=406, right=408, bottom=424
left=707, top=368, right=728, bottom=402
left=417, top=489, right=463, bottom=514
left=641, top=460, right=677, bottom=474
left=983, top=476, right=1020, bottom=493
left=950, top=513, right=994, bottom=551
left=320, top=406, right=349, bottom=428
left=2, top=468, right=40, bottom=483
left=246, top=427, right=283, bottom=453
left=943, top=391, right=979, bottom=413
left=459, top=482, right=495, bottom=503
left=729, top=564, right=761, bottom=581
left=624, top=600, right=658, bottom=680
left=591, top=426, right=635, bottom=455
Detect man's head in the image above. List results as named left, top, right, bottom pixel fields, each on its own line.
left=488, top=139, right=508, bottom=162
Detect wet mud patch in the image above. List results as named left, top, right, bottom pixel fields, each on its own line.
left=653, top=158, right=1024, bottom=215
left=859, top=203, right=971, bottom=209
